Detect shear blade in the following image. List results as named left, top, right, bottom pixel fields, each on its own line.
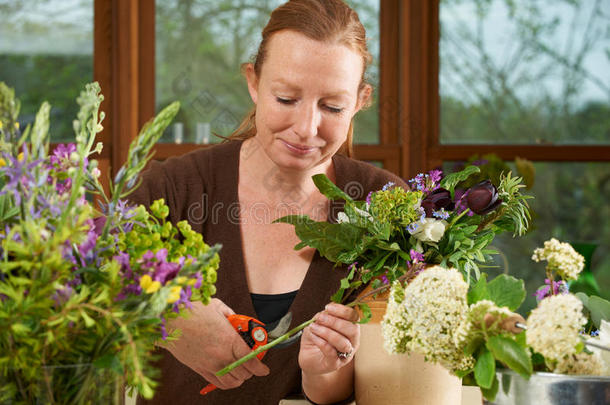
left=275, top=330, right=303, bottom=349
left=267, top=311, right=293, bottom=339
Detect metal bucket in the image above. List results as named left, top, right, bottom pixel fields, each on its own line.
left=486, top=370, right=610, bottom=405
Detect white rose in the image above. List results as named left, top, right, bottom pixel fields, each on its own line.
left=410, top=218, right=447, bottom=243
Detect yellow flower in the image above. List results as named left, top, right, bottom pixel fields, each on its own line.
left=167, top=286, right=182, bottom=304
left=14, top=122, right=19, bottom=130
left=139, top=275, right=161, bottom=294
left=17, top=152, right=24, bottom=161
left=176, top=276, right=187, bottom=285
left=0, top=158, right=5, bottom=167
left=0, top=120, right=3, bottom=129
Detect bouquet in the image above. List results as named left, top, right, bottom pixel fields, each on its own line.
left=215, top=164, right=533, bottom=377
left=382, top=237, right=610, bottom=401
left=0, top=82, right=220, bottom=403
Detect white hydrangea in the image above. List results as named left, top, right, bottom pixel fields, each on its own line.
left=455, top=300, right=515, bottom=348
left=381, top=266, right=474, bottom=372
left=532, top=238, right=584, bottom=281
left=552, top=352, right=605, bottom=376
left=381, top=281, right=410, bottom=354
left=526, top=294, right=587, bottom=362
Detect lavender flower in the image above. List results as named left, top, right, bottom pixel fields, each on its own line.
left=408, top=170, right=443, bottom=194
left=534, top=278, right=569, bottom=301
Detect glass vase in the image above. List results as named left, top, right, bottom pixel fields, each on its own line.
left=1, top=364, right=122, bottom=405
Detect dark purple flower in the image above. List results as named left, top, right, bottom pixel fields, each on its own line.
left=466, top=180, right=502, bottom=215
left=421, top=188, right=454, bottom=217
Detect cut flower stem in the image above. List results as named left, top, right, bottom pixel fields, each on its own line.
left=214, top=273, right=415, bottom=377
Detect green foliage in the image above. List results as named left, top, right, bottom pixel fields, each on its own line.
left=466, top=273, right=526, bottom=311
left=474, top=348, right=495, bottom=389
left=486, top=335, right=533, bottom=379
left=0, top=83, right=220, bottom=403
left=576, top=293, right=610, bottom=329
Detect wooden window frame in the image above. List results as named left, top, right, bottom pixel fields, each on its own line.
left=93, top=0, right=610, bottom=190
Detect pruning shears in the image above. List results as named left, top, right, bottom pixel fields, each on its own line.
left=199, top=311, right=302, bottom=395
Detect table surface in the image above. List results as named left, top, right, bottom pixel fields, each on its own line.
left=127, top=386, right=483, bottom=405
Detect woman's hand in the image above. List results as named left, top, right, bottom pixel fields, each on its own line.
left=299, top=303, right=360, bottom=375
left=162, top=298, right=270, bottom=389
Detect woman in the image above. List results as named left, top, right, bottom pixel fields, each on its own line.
left=132, top=1, right=405, bottom=403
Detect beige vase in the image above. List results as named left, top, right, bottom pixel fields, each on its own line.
left=354, top=295, right=463, bottom=405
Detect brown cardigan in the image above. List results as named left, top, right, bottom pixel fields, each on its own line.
left=131, top=140, right=405, bottom=405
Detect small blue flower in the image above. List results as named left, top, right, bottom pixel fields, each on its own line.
left=382, top=181, right=395, bottom=191
left=433, top=208, right=450, bottom=220
left=406, top=223, right=419, bottom=233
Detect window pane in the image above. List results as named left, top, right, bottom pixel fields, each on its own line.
left=155, top=0, right=379, bottom=145
left=445, top=161, right=610, bottom=313
left=440, top=0, right=610, bottom=145
left=0, top=0, right=93, bottom=142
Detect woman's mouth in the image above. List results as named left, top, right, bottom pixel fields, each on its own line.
left=281, top=140, right=318, bottom=155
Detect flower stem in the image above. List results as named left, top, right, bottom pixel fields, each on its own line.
left=215, top=318, right=315, bottom=377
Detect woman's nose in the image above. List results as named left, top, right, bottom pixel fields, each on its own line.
left=293, top=102, right=320, bottom=139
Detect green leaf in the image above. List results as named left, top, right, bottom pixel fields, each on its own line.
left=487, top=274, right=526, bottom=311
left=275, top=216, right=364, bottom=263
left=440, top=165, right=480, bottom=194
left=587, top=296, right=610, bottom=328
left=356, top=302, right=372, bottom=324
left=80, top=309, right=96, bottom=327
left=467, top=273, right=490, bottom=305
left=474, top=349, right=496, bottom=389
left=480, top=374, right=499, bottom=401
left=486, top=336, right=532, bottom=378
left=463, top=336, right=484, bottom=356
left=312, top=174, right=353, bottom=202
left=93, top=354, right=124, bottom=375
left=10, top=323, right=30, bottom=335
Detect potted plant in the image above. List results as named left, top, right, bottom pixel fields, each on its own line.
left=0, top=82, right=220, bottom=404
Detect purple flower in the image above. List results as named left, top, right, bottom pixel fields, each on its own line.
left=408, top=170, right=444, bottom=193
left=49, top=143, right=76, bottom=166
left=365, top=191, right=373, bottom=206
left=409, top=249, right=424, bottom=263
left=52, top=285, right=74, bottom=307
left=160, top=317, right=168, bottom=340
left=466, top=180, right=502, bottom=215
left=0, top=150, right=43, bottom=205
left=534, top=279, right=569, bottom=301
left=172, top=286, right=193, bottom=313
left=421, top=188, right=454, bottom=217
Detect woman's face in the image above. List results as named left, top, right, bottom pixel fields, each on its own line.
left=245, top=30, right=370, bottom=172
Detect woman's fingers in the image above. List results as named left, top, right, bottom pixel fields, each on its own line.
left=310, top=320, right=354, bottom=354
left=324, top=303, right=359, bottom=322
left=306, top=325, right=341, bottom=360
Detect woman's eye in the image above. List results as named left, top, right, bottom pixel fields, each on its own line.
left=276, top=97, right=294, bottom=105
left=325, top=105, right=344, bottom=114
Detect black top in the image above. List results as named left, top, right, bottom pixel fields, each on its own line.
left=251, top=290, right=299, bottom=325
